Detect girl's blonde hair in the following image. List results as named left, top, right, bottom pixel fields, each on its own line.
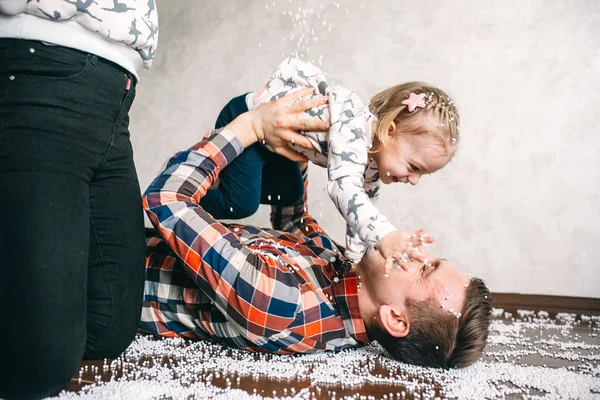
left=369, top=82, right=460, bottom=158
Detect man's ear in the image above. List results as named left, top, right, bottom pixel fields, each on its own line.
left=378, top=304, right=410, bottom=338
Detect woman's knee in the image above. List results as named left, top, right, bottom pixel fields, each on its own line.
left=85, top=302, right=142, bottom=360
left=0, top=367, right=76, bottom=400
left=0, top=336, right=85, bottom=400
left=84, top=330, right=137, bottom=360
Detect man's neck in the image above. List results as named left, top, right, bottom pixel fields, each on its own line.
left=353, top=263, right=378, bottom=334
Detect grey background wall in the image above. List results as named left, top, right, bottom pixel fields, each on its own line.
left=131, top=0, right=600, bottom=298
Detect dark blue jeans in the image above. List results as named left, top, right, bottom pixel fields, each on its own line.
left=0, top=39, right=146, bottom=400
left=200, top=93, right=305, bottom=219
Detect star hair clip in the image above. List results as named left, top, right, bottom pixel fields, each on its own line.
left=401, top=92, right=427, bottom=112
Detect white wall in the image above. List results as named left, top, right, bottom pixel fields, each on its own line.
left=131, top=0, right=600, bottom=298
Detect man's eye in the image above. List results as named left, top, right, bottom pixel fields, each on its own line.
left=410, top=164, right=419, bottom=172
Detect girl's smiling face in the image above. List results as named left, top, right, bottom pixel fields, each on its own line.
left=373, top=117, right=452, bottom=185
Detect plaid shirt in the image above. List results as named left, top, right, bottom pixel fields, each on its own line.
left=141, top=128, right=370, bottom=354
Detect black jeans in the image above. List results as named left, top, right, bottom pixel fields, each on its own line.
left=0, top=39, right=146, bottom=400
left=199, top=93, right=305, bottom=219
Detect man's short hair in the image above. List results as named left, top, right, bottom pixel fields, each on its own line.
left=369, top=278, right=492, bottom=368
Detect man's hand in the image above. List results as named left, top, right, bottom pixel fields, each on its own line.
left=250, top=87, right=330, bottom=162
left=375, top=229, right=435, bottom=274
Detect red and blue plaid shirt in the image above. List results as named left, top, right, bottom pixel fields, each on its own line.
left=141, top=128, right=370, bottom=354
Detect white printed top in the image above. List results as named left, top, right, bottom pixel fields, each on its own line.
left=252, top=57, right=396, bottom=261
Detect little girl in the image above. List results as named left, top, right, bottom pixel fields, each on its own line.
left=201, top=57, right=460, bottom=265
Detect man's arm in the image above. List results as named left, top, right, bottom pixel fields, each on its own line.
left=143, top=91, right=330, bottom=343
left=143, top=128, right=301, bottom=338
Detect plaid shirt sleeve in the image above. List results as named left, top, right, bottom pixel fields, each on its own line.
left=142, top=129, right=302, bottom=343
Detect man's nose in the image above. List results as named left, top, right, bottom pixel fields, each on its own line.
left=408, top=174, right=421, bottom=185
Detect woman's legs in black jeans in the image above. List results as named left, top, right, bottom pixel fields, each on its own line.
left=84, top=83, right=146, bottom=362
left=0, top=39, right=145, bottom=399
left=200, top=93, right=305, bottom=219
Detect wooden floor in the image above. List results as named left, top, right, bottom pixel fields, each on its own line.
left=55, top=293, right=600, bottom=399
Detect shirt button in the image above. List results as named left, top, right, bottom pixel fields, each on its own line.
left=329, top=256, right=336, bottom=262
left=333, top=277, right=340, bottom=283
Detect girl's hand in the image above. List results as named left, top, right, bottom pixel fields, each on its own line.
left=375, top=229, right=435, bottom=274
left=250, top=87, right=330, bottom=161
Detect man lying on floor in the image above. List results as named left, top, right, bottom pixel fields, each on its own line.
left=140, top=89, right=493, bottom=369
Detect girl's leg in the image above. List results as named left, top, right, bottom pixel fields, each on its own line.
left=200, top=93, right=266, bottom=219
left=215, top=92, right=250, bottom=130
left=200, top=144, right=266, bottom=219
